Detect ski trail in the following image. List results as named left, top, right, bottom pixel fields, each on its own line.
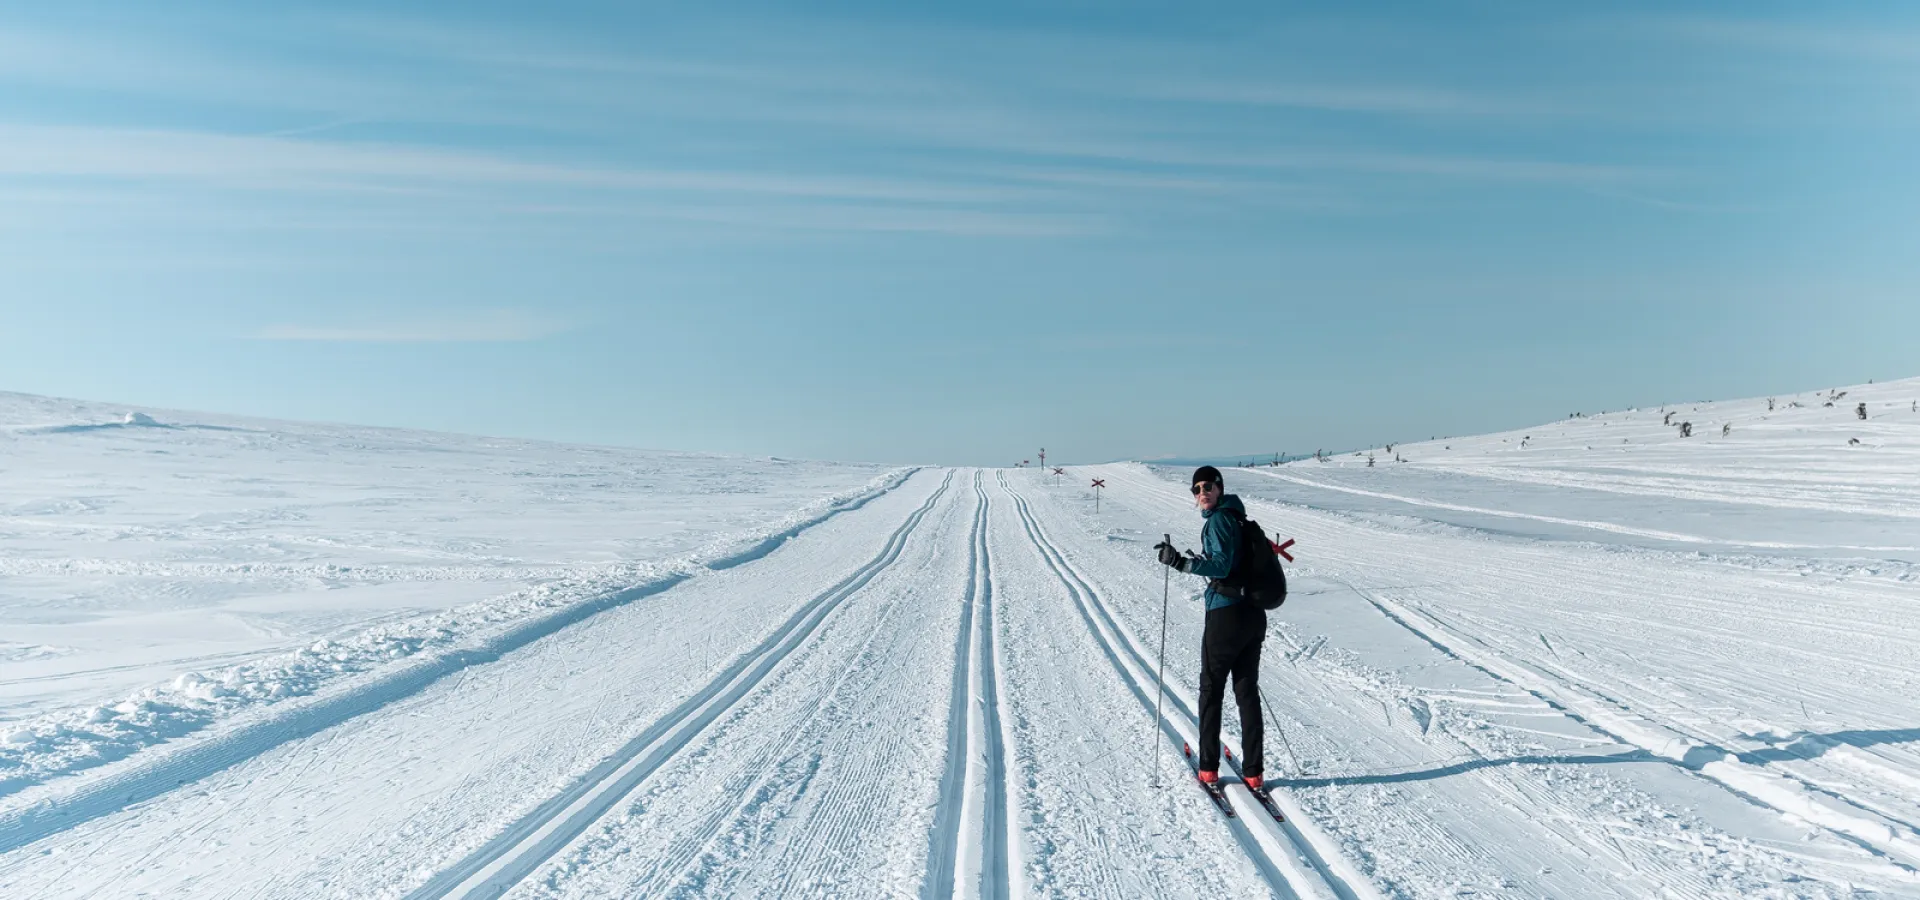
left=403, top=472, right=956, bottom=900
left=998, top=473, right=1376, bottom=900
left=923, top=473, right=984, bottom=899
left=927, top=472, right=1020, bottom=900
left=980, top=476, right=1020, bottom=900
left=956, top=470, right=1029, bottom=898
left=1086, top=462, right=1920, bottom=894
left=522, top=469, right=971, bottom=898
left=0, top=469, right=917, bottom=855
left=1242, top=468, right=1918, bottom=552
left=1353, top=584, right=1920, bottom=875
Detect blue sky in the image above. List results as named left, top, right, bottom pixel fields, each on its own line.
left=2, top=2, right=1916, bottom=464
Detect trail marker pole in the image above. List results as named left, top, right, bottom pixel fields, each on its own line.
left=1152, top=533, right=1172, bottom=787
left=1090, top=478, right=1105, bottom=513
left=1052, top=466, right=1064, bottom=487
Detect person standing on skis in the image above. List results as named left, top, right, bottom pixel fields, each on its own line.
left=1153, top=465, right=1266, bottom=791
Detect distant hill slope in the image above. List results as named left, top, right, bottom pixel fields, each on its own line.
left=1287, top=377, right=1920, bottom=514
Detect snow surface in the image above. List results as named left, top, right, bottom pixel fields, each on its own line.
left=0, top=392, right=901, bottom=796
left=1, top=377, right=1917, bottom=898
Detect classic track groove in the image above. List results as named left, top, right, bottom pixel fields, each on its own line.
left=924, top=472, right=1017, bottom=899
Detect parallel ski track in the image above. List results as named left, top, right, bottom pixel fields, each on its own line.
left=0, top=468, right=917, bottom=855
left=997, top=473, right=1376, bottom=900
left=1349, top=582, right=1920, bottom=876
left=405, top=471, right=955, bottom=900
left=1110, top=462, right=1920, bottom=885
left=925, top=472, right=1017, bottom=899
left=617, top=488, right=961, bottom=898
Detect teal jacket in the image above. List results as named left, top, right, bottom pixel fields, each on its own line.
left=1186, top=493, right=1245, bottom=610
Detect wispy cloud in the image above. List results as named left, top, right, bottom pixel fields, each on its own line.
left=927, top=331, right=1248, bottom=359
left=249, top=310, right=570, bottom=343
left=0, top=124, right=1029, bottom=204
left=1124, top=80, right=1549, bottom=117
left=1642, top=15, right=1920, bottom=63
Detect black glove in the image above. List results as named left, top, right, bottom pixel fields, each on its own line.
left=1155, top=541, right=1187, bottom=571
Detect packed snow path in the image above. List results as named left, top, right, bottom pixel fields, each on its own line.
left=4, top=450, right=1919, bottom=894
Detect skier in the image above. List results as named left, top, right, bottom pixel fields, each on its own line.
left=1154, top=466, right=1266, bottom=792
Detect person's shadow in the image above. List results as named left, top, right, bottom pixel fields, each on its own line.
left=1274, top=726, right=1920, bottom=788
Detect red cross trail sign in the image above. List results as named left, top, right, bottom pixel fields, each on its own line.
left=1089, top=478, right=1105, bottom=513
left=1273, top=538, right=1295, bottom=563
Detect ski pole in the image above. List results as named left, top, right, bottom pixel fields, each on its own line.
left=1258, top=686, right=1304, bottom=776
left=1258, top=622, right=1305, bottom=776
left=1151, top=534, right=1172, bottom=788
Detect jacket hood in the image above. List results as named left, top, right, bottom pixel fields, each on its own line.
left=1202, top=493, right=1245, bottom=519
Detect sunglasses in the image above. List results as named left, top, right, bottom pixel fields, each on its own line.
left=1190, top=482, right=1218, bottom=496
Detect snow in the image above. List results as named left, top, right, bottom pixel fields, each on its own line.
left=0, top=392, right=901, bottom=797
left=1, top=377, right=1917, bottom=898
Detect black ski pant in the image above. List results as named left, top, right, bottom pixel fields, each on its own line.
left=1196, top=600, right=1266, bottom=777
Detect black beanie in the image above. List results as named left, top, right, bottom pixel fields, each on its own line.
left=1192, top=465, right=1223, bottom=487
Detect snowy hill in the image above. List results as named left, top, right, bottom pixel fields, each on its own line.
left=0, top=392, right=900, bottom=794
left=2, top=381, right=1917, bottom=899
left=1252, top=376, right=1920, bottom=563
left=1313, top=376, right=1920, bottom=508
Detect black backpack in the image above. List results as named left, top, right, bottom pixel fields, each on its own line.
left=1210, top=508, right=1289, bottom=610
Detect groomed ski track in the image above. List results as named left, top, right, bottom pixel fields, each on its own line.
left=0, top=470, right=968, bottom=898
left=1090, top=462, right=1920, bottom=897
left=404, top=472, right=956, bottom=898
left=924, top=473, right=1019, bottom=900
left=997, top=472, right=1369, bottom=900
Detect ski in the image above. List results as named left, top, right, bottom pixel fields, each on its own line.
left=1220, top=746, right=1284, bottom=821
left=1246, top=784, right=1286, bottom=822
left=1182, top=743, right=1235, bottom=817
